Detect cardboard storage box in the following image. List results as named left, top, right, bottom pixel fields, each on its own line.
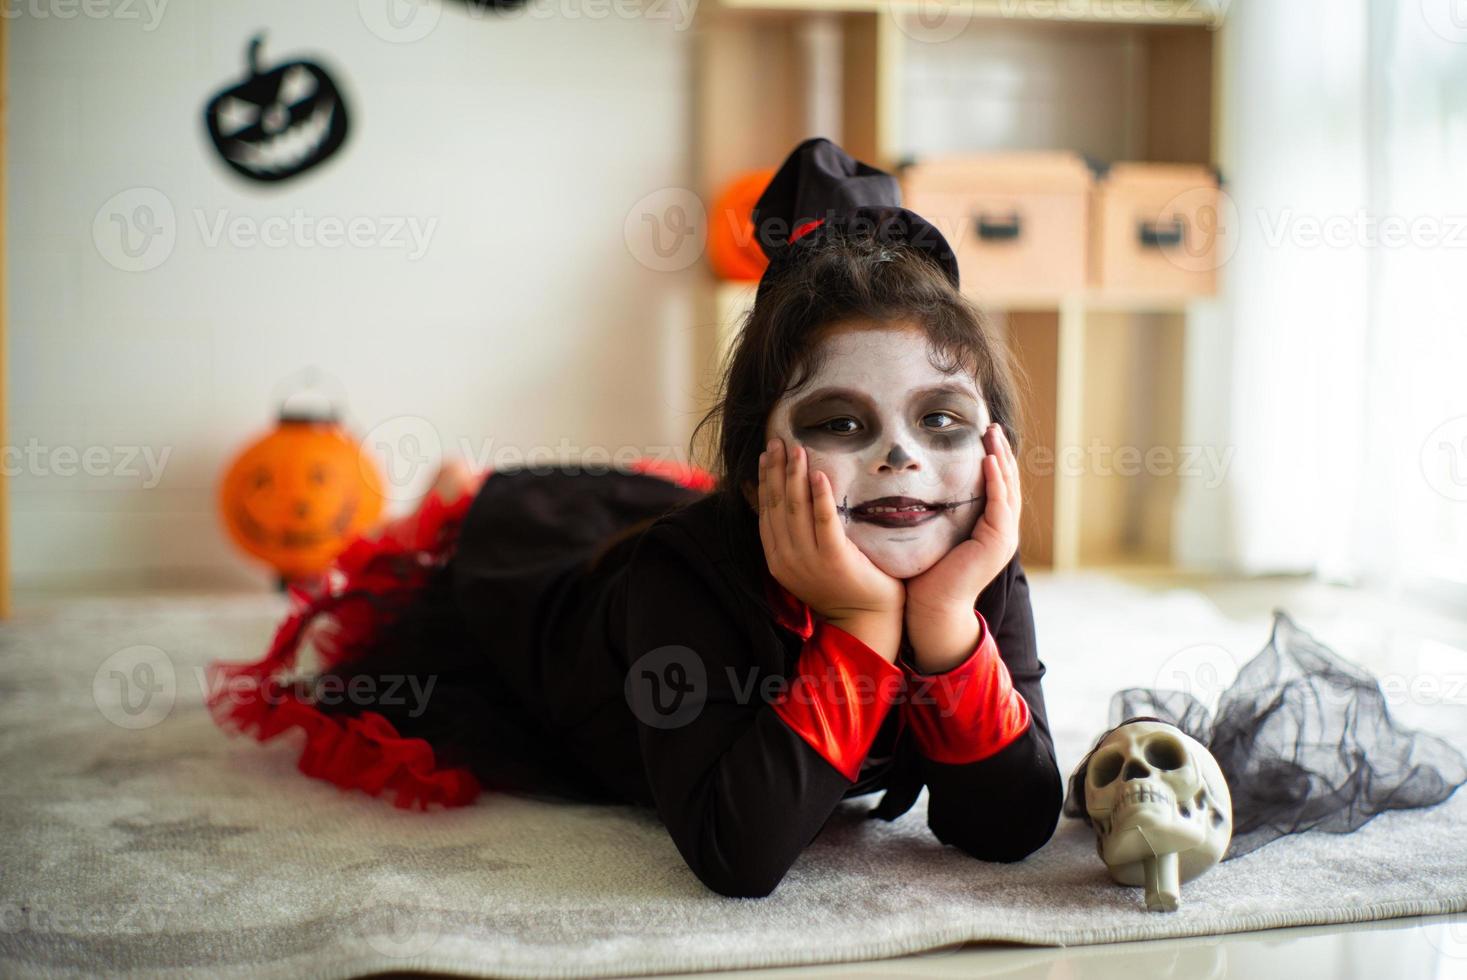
left=1090, top=162, right=1222, bottom=296
left=900, top=151, right=1093, bottom=302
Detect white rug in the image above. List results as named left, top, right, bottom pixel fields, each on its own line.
left=2, top=579, right=1465, bottom=979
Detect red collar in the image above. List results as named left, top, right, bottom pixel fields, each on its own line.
left=762, top=569, right=814, bottom=640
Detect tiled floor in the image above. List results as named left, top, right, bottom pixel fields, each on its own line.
left=647, top=912, right=1467, bottom=979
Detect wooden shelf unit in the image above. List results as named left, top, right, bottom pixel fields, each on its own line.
left=708, top=0, right=1222, bottom=23
left=695, top=4, right=1221, bottom=572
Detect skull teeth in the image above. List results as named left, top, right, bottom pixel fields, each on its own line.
left=1119, top=786, right=1173, bottom=808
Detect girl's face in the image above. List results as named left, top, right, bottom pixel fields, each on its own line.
left=757, top=319, right=991, bottom=580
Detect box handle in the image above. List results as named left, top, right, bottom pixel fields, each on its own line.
left=975, top=212, right=1022, bottom=242
left=1139, top=216, right=1186, bottom=249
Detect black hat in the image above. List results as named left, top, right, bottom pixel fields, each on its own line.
left=750, top=137, right=960, bottom=288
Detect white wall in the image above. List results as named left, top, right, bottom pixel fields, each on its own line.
left=8, top=1, right=698, bottom=589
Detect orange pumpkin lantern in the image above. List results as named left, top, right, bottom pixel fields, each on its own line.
left=219, top=405, right=385, bottom=584
left=708, top=168, right=775, bottom=281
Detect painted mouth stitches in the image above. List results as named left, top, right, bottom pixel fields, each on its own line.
left=835, top=493, right=984, bottom=526
left=852, top=495, right=936, bottom=517
left=841, top=495, right=963, bottom=528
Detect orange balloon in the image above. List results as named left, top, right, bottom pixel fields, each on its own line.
left=219, top=417, right=385, bottom=581
left=708, top=169, right=774, bottom=281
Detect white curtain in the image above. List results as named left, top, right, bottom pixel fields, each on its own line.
left=1194, top=0, right=1467, bottom=599
left=1348, top=0, right=1467, bottom=597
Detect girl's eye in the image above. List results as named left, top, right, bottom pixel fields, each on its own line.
left=923, top=411, right=961, bottom=430
left=819, top=417, right=860, bottom=435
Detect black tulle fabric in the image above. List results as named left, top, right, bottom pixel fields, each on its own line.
left=1063, top=609, right=1467, bottom=859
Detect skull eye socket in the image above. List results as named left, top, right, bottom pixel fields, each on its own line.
left=1089, top=749, right=1124, bottom=787
left=1144, top=736, right=1186, bottom=771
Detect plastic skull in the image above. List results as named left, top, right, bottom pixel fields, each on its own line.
left=1081, top=720, right=1232, bottom=911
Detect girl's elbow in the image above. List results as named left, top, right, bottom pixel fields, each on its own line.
left=681, top=823, right=799, bottom=898
left=943, top=817, right=1056, bottom=863
left=660, top=797, right=802, bottom=898
left=690, top=852, right=792, bottom=898
left=930, top=774, right=1063, bottom=862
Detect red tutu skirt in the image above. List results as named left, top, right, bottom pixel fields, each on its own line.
left=205, top=457, right=716, bottom=810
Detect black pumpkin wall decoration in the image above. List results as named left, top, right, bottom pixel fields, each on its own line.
left=205, top=35, right=350, bottom=183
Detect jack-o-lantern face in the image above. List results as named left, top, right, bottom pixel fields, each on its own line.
left=205, top=35, right=350, bottom=183
left=220, top=419, right=385, bottom=580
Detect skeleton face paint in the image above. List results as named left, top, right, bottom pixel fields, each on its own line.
left=763, top=320, right=990, bottom=580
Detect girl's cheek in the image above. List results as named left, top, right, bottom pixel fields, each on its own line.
left=933, top=458, right=985, bottom=543
left=805, top=452, right=836, bottom=493
left=970, top=455, right=990, bottom=522
left=929, top=447, right=984, bottom=490
left=806, top=451, right=852, bottom=505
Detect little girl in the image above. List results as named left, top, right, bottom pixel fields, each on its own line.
left=207, top=138, right=1063, bottom=898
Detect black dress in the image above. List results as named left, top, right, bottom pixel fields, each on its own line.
left=207, top=461, right=1064, bottom=898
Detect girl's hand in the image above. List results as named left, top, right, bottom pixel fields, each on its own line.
left=905, top=422, right=1021, bottom=625
left=757, top=437, right=905, bottom=658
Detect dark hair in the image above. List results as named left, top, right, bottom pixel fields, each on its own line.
left=687, top=229, right=1028, bottom=595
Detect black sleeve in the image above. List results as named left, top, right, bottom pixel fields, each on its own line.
left=911, top=555, right=1064, bottom=861
left=623, top=521, right=903, bottom=898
